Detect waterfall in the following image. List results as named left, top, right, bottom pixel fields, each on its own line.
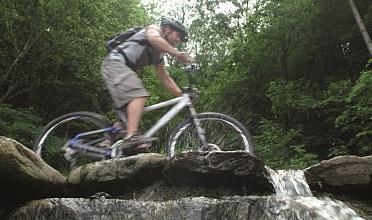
left=266, top=167, right=313, bottom=197
left=265, top=166, right=364, bottom=220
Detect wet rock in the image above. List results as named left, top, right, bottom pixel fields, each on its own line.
left=0, top=136, right=66, bottom=202
left=66, top=153, right=169, bottom=197
left=117, top=180, right=258, bottom=201
left=304, top=155, right=372, bottom=199
left=1, top=137, right=371, bottom=219
left=9, top=196, right=363, bottom=220
left=163, top=151, right=274, bottom=194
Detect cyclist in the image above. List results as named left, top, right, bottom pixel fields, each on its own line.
left=100, top=17, right=192, bottom=147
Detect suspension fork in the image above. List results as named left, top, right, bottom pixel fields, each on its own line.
left=188, top=105, right=209, bottom=151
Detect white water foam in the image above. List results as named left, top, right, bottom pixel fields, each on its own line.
left=265, top=166, right=364, bottom=220
left=266, top=167, right=313, bottom=197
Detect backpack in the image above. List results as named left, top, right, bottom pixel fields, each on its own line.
left=106, top=26, right=145, bottom=52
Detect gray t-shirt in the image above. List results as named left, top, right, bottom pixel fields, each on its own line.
left=108, top=29, right=165, bottom=70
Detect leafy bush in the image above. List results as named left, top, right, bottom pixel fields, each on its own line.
left=0, top=105, right=43, bottom=148
left=254, top=119, right=318, bottom=169
left=336, top=60, right=372, bottom=154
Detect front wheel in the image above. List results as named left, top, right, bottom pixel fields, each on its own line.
left=167, top=112, right=254, bottom=157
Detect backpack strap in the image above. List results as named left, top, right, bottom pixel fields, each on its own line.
left=117, top=47, right=136, bottom=71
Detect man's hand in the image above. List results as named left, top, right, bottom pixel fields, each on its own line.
left=176, top=52, right=193, bottom=64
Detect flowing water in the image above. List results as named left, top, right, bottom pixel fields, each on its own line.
left=265, top=166, right=364, bottom=220
left=10, top=166, right=367, bottom=219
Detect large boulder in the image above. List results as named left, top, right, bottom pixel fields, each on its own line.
left=163, top=151, right=274, bottom=195
left=65, top=151, right=273, bottom=198
left=304, top=155, right=372, bottom=199
left=66, top=153, right=169, bottom=197
left=0, top=136, right=66, bottom=202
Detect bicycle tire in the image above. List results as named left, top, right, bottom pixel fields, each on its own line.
left=33, top=111, right=110, bottom=174
left=167, top=112, right=254, bottom=157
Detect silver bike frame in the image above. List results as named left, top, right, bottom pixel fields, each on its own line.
left=142, top=94, right=190, bottom=137
left=133, top=92, right=209, bottom=149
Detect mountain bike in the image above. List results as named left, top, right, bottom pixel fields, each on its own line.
left=33, top=65, right=254, bottom=172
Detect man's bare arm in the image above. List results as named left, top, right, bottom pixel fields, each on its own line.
left=146, top=25, right=191, bottom=64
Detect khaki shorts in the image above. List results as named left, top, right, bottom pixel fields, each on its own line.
left=100, top=59, right=149, bottom=109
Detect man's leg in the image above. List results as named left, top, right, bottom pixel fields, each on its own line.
left=125, top=97, right=148, bottom=137
left=97, top=96, right=146, bottom=147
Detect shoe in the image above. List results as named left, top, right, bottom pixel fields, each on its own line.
left=122, top=132, right=157, bottom=149
left=136, top=143, right=153, bottom=153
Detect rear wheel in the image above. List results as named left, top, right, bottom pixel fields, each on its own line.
left=33, top=112, right=110, bottom=174
left=167, top=112, right=254, bottom=157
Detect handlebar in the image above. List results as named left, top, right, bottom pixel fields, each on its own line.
left=185, top=63, right=196, bottom=73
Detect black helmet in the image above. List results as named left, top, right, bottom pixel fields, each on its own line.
left=160, top=17, right=188, bottom=42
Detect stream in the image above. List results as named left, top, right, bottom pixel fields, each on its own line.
left=9, top=167, right=366, bottom=219
left=266, top=166, right=364, bottom=220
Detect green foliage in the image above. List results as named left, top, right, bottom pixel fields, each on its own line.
left=254, top=119, right=318, bottom=169
left=0, top=0, right=150, bottom=119
left=187, top=0, right=245, bottom=69
left=267, top=79, right=322, bottom=125
left=0, top=105, right=43, bottom=148
left=266, top=77, right=359, bottom=159
left=336, top=61, right=372, bottom=154
left=316, top=80, right=353, bottom=157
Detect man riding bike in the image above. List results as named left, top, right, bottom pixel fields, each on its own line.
left=100, top=17, right=192, bottom=148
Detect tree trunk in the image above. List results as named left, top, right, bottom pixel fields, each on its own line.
left=348, top=0, right=372, bottom=57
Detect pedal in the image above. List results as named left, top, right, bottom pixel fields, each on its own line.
left=62, top=146, right=78, bottom=161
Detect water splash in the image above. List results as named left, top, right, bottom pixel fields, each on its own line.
left=294, top=197, right=364, bottom=220
left=265, top=166, right=364, bottom=220
left=266, top=166, right=313, bottom=197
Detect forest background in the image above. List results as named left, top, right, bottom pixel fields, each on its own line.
left=0, top=0, right=371, bottom=170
